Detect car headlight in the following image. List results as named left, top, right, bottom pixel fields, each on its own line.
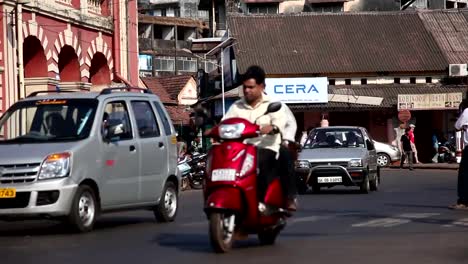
left=295, top=160, right=310, bottom=168
left=349, top=159, right=362, bottom=167
left=38, top=152, right=71, bottom=180
left=219, top=123, right=245, bottom=139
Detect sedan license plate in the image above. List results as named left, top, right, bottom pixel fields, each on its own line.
left=0, top=188, right=16, bottom=198
left=317, top=177, right=342, bottom=183
left=212, top=169, right=236, bottom=181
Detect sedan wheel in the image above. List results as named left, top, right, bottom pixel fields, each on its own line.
left=377, top=153, right=391, bottom=167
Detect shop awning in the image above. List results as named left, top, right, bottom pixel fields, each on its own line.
left=289, top=84, right=468, bottom=112
left=200, top=84, right=468, bottom=112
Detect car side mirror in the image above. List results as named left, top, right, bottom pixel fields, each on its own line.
left=103, top=119, right=125, bottom=142
left=366, top=139, right=375, bottom=151
left=265, top=102, right=282, bottom=114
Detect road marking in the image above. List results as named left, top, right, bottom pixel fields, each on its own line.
left=397, top=213, right=440, bottom=219
left=352, top=213, right=440, bottom=228
left=181, top=221, right=206, bottom=227
left=352, top=218, right=411, bottom=227
left=290, top=215, right=332, bottom=224
left=452, top=218, right=468, bottom=227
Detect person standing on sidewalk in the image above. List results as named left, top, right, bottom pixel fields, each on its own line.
left=400, top=127, right=414, bottom=170
left=450, top=99, right=468, bottom=209
left=408, top=124, right=420, bottom=164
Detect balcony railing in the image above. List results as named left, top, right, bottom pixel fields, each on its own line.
left=56, top=0, right=72, bottom=5
left=87, top=0, right=102, bottom=14
left=139, top=38, right=191, bottom=51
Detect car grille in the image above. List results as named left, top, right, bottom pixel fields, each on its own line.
left=0, top=163, right=41, bottom=184
left=310, top=162, right=348, bottom=168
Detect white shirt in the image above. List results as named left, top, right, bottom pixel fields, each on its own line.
left=223, top=94, right=287, bottom=154
left=282, top=103, right=297, bottom=142
left=455, top=108, right=468, bottom=145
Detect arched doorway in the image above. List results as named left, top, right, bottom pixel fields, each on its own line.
left=58, top=45, right=80, bottom=82
left=89, top=52, right=111, bottom=86
left=23, top=36, right=47, bottom=78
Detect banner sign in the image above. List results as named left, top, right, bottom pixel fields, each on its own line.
left=398, top=93, right=463, bottom=110
left=264, top=77, right=328, bottom=104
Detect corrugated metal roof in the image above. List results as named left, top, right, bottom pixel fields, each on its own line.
left=229, top=12, right=448, bottom=75
left=419, top=10, right=468, bottom=64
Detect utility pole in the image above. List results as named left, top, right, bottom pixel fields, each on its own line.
left=174, top=25, right=178, bottom=75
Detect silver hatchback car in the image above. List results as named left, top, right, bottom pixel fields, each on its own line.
left=0, top=88, right=179, bottom=232
left=295, top=126, right=380, bottom=194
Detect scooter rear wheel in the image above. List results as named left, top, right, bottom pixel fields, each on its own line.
left=209, top=212, right=234, bottom=253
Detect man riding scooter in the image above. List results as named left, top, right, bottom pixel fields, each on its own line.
left=223, top=65, right=298, bottom=211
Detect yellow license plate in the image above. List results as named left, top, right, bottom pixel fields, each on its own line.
left=0, top=188, right=16, bottom=198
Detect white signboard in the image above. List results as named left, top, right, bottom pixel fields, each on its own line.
left=264, top=77, right=328, bottom=104
left=398, top=93, right=463, bottom=110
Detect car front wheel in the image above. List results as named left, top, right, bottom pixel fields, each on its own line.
left=377, top=153, right=391, bottom=167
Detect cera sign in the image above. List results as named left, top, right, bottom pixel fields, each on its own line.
left=265, top=77, right=328, bottom=103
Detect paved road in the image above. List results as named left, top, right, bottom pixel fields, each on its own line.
left=1, top=169, right=468, bottom=264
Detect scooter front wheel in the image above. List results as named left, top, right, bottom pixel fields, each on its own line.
left=209, top=212, right=235, bottom=253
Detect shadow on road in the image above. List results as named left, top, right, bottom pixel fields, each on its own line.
left=302, top=189, right=365, bottom=195
left=0, top=216, right=157, bottom=237
left=155, top=232, right=269, bottom=253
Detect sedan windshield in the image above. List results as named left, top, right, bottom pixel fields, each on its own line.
left=0, top=98, right=98, bottom=144
left=303, top=128, right=365, bottom=149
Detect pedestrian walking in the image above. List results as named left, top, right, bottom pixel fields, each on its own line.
left=449, top=99, right=468, bottom=209
left=400, top=127, right=414, bottom=170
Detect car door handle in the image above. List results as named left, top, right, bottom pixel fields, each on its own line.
left=129, top=145, right=136, bottom=152
left=158, top=142, right=164, bottom=148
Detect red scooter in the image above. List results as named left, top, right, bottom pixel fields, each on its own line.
left=202, top=102, right=291, bottom=253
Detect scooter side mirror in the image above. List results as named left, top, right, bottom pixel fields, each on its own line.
left=192, top=106, right=211, bottom=127
left=265, top=102, right=282, bottom=115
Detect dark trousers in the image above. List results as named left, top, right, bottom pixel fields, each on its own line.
left=400, top=151, right=413, bottom=169
left=257, top=148, right=278, bottom=202
left=278, top=145, right=298, bottom=199
left=457, top=146, right=468, bottom=205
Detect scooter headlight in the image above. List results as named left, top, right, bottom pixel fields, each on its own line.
left=219, top=123, right=245, bottom=139
left=240, top=153, right=255, bottom=177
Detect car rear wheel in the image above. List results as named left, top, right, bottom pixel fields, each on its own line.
left=377, top=153, right=391, bottom=167
left=360, top=173, right=370, bottom=194
left=370, top=169, right=380, bottom=191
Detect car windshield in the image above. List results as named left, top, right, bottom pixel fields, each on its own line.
left=303, top=128, right=365, bottom=149
left=0, top=98, right=98, bottom=144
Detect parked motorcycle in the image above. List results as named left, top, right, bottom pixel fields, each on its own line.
left=178, top=156, right=192, bottom=191
left=438, top=136, right=457, bottom=163
left=187, top=153, right=207, bottom=189
left=203, top=102, right=290, bottom=253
